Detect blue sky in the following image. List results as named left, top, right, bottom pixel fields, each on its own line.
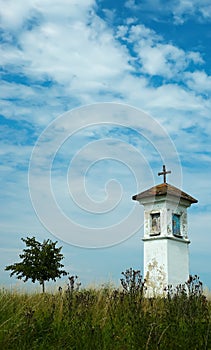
left=0, top=0, right=211, bottom=291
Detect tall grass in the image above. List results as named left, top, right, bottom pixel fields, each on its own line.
left=0, top=275, right=210, bottom=349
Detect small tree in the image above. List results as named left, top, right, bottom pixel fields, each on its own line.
left=5, top=237, right=68, bottom=292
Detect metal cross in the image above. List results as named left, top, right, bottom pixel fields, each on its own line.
left=158, top=165, right=171, bottom=183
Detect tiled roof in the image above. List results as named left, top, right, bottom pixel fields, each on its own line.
left=132, top=183, right=198, bottom=204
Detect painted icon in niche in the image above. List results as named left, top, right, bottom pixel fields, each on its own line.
left=151, top=213, right=161, bottom=234
left=172, top=214, right=181, bottom=236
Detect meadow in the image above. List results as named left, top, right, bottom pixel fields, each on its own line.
left=0, top=272, right=210, bottom=350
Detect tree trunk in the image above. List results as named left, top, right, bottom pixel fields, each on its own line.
left=41, top=280, right=45, bottom=293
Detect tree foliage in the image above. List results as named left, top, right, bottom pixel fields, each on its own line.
left=5, top=237, right=68, bottom=292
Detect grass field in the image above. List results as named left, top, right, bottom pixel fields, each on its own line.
left=0, top=274, right=210, bottom=349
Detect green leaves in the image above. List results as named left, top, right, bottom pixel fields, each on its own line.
left=5, top=236, right=68, bottom=292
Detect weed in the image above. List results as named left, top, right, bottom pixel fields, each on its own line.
left=0, top=273, right=210, bottom=349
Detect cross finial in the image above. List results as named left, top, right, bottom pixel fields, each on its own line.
left=158, top=165, right=171, bottom=183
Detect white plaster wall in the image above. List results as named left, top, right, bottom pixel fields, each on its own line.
left=144, top=238, right=189, bottom=294
left=167, top=239, right=189, bottom=286
left=144, top=239, right=168, bottom=295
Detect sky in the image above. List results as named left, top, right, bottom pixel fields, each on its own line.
left=0, top=0, right=211, bottom=291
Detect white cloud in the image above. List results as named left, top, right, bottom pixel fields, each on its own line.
left=0, top=0, right=211, bottom=287
left=126, top=24, right=204, bottom=79
left=125, top=0, right=140, bottom=11
left=21, top=19, right=130, bottom=85
left=0, top=1, right=209, bottom=128
left=0, top=81, right=35, bottom=100
left=124, top=0, right=211, bottom=24
left=172, top=0, right=211, bottom=24
left=0, top=1, right=34, bottom=30
left=200, top=4, right=211, bottom=19
left=184, top=71, right=211, bottom=94
left=0, top=0, right=96, bottom=30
